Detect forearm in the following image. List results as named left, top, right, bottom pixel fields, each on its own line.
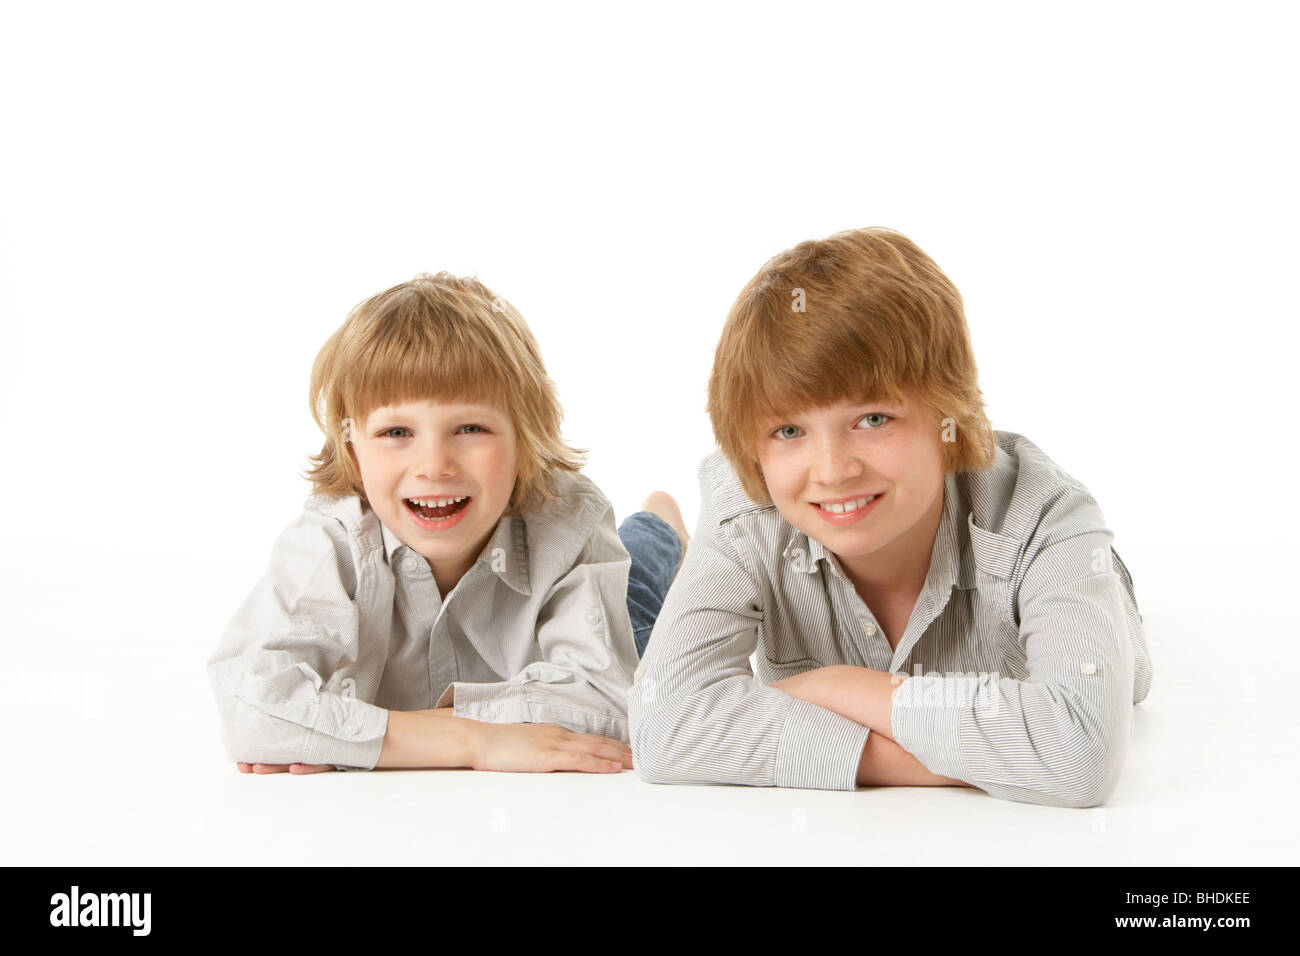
left=773, top=666, right=971, bottom=789
left=375, top=707, right=482, bottom=769
left=772, top=665, right=902, bottom=738
left=855, top=730, right=967, bottom=787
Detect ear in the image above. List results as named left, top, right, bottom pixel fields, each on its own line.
left=339, top=438, right=366, bottom=495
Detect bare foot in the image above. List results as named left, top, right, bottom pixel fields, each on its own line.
left=641, top=491, right=690, bottom=578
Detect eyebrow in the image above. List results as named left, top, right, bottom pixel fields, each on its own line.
left=762, top=401, right=905, bottom=425
left=368, top=406, right=507, bottom=425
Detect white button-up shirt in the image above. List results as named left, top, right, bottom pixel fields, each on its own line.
left=207, top=469, right=639, bottom=769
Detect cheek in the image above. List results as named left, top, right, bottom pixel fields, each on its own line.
left=352, top=446, right=394, bottom=495
left=479, top=443, right=519, bottom=490
left=757, top=452, right=795, bottom=496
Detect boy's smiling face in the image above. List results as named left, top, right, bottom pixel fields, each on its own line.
left=755, top=391, right=946, bottom=592
left=349, top=398, right=518, bottom=596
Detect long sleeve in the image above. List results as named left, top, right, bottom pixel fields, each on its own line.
left=444, top=501, right=639, bottom=742
left=206, top=502, right=391, bottom=769
left=628, top=496, right=871, bottom=790
left=890, top=524, right=1138, bottom=808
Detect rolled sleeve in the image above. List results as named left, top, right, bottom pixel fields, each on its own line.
left=448, top=676, right=531, bottom=726
left=455, top=501, right=637, bottom=741
left=227, top=668, right=390, bottom=769
left=207, top=502, right=393, bottom=770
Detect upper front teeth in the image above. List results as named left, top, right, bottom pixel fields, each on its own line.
left=819, top=495, right=876, bottom=514
left=408, top=496, right=468, bottom=507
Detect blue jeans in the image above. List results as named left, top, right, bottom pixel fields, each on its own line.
left=617, top=511, right=681, bottom=657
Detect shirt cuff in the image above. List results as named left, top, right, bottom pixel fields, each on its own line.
left=435, top=682, right=455, bottom=709
left=303, top=697, right=389, bottom=769
left=890, top=674, right=973, bottom=781
left=451, top=680, right=528, bottom=724
left=773, top=696, right=872, bottom=790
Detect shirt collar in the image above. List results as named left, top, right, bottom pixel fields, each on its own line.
left=380, top=510, right=532, bottom=595
left=779, top=471, right=976, bottom=595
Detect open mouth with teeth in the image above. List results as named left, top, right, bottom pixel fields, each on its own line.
left=404, top=495, right=471, bottom=520
left=815, top=494, right=879, bottom=514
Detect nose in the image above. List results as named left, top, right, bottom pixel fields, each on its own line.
left=414, top=434, right=458, bottom=480
left=808, top=432, right=863, bottom=491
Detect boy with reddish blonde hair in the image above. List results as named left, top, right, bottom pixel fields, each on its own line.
left=629, top=228, right=1152, bottom=808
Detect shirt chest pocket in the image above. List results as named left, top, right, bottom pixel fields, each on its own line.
left=966, top=516, right=1025, bottom=675
left=758, top=604, right=813, bottom=667
left=965, top=581, right=1026, bottom=676
left=759, top=575, right=840, bottom=667
left=757, top=656, right=823, bottom=686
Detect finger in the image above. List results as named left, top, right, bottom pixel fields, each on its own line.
left=250, top=763, right=292, bottom=773
left=600, top=736, right=634, bottom=757
left=560, top=731, right=634, bottom=757
left=237, top=762, right=253, bottom=773
left=595, top=742, right=634, bottom=768
left=288, top=763, right=334, bottom=774
left=552, top=738, right=632, bottom=766
left=551, top=749, right=624, bottom=774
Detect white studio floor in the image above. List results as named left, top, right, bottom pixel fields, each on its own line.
left=1, top=556, right=1294, bottom=867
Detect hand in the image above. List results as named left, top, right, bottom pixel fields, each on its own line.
left=471, top=723, right=634, bottom=774
left=236, top=762, right=335, bottom=774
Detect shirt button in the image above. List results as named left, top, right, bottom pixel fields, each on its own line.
left=584, top=609, right=601, bottom=626
left=863, top=621, right=878, bottom=636
left=401, top=554, right=422, bottom=574
left=1080, top=662, right=1097, bottom=675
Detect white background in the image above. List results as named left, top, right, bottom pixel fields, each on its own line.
left=1, top=0, right=1296, bottom=865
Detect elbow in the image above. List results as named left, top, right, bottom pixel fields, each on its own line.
left=981, top=709, right=1127, bottom=809
left=1034, top=739, right=1125, bottom=809
left=1013, top=682, right=1132, bottom=808
left=631, top=753, right=674, bottom=786
left=627, top=686, right=684, bottom=785
left=630, top=738, right=691, bottom=786
left=213, top=700, right=266, bottom=765
left=1076, top=742, right=1125, bottom=808
left=1043, top=775, right=1113, bottom=810
left=627, top=718, right=671, bottom=786
left=212, top=694, right=303, bottom=766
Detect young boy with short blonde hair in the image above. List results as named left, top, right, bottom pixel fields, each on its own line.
left=629, top=227, right=1152, bottom=808
left=209, top=273, right=686, bottom=774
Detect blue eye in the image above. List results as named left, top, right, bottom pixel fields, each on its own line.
left=380, top=424, right=487, bottom=438
left=772, top=414, right=890, bottom=440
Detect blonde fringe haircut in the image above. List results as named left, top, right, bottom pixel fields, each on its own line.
left=708, top=227, right=996, bottom=506
left=303, top=272, right=587, bottom=516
